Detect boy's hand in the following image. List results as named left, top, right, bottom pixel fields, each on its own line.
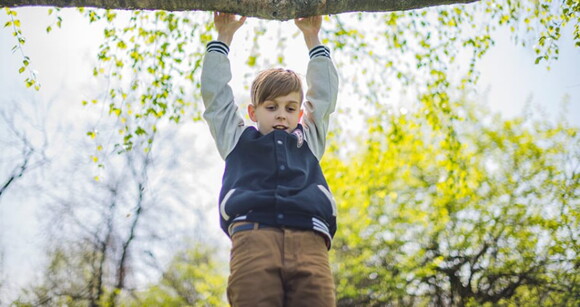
left=295, top=16, right=322, bottom=50
left=214, top=12, right=246, bottom=46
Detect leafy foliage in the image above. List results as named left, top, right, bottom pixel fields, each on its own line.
left=129, top=245, right=227, bottom=306
left=79, top=9, right=211, bottom=156
left=3, top=7, right=40, bottom=90
left=323, top=102, right=579, bottom=305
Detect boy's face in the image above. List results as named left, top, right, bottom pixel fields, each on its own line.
left=248, top=91, right=304, bottom=135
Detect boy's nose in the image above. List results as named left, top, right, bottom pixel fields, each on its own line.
left=276, top=112, right=286, bottom=119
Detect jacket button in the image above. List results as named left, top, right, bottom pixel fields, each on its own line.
left=277, top=140, right=283, bottom=145
left=279, top=165, right=286, bottom=171
left=277, top=214, right=284, bottom=219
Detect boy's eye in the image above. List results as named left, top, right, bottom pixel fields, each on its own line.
left=266, top=105, right=276, bottom=110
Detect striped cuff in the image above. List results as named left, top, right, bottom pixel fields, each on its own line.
left=309, top=45, right=330, bottom=59
left=207, top=41, right=230, bottom=55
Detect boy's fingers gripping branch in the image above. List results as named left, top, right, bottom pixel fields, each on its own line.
left=294, top=15, right=322, bottom=34
left=295, top=16, right=323, bottom=51
left=214, top=11, right=247, bottom=46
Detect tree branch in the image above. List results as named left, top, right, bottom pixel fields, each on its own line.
left=2, top=0, right=479, bottom=20
left=109, top=151, right=150, bottom=306
left=0, top=147, right=32, bottom=198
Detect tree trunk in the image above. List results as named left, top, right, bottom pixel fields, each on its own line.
left=2, top=0, right=479, bottom=20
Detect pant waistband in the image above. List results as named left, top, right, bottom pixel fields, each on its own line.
left=229, top=222, right=274, bottom=237
left=228, top=222, right=331, bottom=249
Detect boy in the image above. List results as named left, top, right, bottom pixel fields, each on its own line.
left=201, top=12, right=339, bottom=306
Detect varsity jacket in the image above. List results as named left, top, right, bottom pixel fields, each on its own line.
left=200, top=41, right=339, bottom=247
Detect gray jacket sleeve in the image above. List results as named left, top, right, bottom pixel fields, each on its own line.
left=200, top=51, right=246, bottom=160
left=302, top=52, right=340, bottom=161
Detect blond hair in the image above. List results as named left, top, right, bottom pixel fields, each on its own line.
left=250, top=68, right=303, bottom=106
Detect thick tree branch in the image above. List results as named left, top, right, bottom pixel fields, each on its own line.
left=3, top=0, right=479, bottom=20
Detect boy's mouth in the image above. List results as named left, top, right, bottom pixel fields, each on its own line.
left=273, top=125, right=288, bottom=130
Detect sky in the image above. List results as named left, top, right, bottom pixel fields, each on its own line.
left=0, top=5, right=579, bottom=303
left=478, top=27, right=580, bottom=121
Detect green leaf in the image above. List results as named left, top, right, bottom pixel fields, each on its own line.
left=247, top=56, right=257, bottom=67
left=135, top=126, right=147, bottom=136
left=25, top=78, right=35, bottom=88
left=117, top=40, right=127, bottom=49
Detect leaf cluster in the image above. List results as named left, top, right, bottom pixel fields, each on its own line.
left=323, top=100, right=579, bottom=305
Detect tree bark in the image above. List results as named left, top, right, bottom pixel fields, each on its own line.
left=2, top=0, right=479, bottom=20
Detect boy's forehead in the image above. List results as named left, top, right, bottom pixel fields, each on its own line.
left=270, top=92, right=302, bottom=103
left=269, top=98, right=300, bottom=104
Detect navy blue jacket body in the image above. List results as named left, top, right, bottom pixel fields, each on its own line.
left=220, top=125, right=337, bottom=243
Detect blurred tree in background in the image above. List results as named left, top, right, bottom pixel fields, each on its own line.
left=324, top=101, right=578, bottom=305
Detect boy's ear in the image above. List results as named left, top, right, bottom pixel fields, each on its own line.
left=299, top=109, right=304, bottom=122
left=248, top=104, right=258, bottom=122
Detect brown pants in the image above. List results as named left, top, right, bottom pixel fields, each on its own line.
left=227, top=223, right=336, bottom=307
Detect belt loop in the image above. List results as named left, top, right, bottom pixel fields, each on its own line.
left=253, top=222, right=259, bottom=230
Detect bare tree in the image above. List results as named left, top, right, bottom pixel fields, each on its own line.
left=10, top=115, right=219, bottom=306
left=0, top=90, right=52, bottom=304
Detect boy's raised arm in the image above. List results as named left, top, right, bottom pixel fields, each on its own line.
left=295, top=16, right=339, bottom=161
left=201, top=12, right=247, bottom=160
